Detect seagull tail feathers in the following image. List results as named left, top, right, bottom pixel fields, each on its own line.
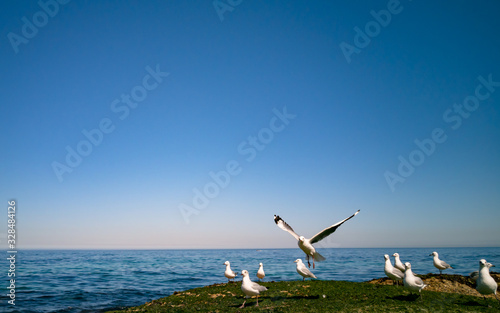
left=313, top=252, right=326, bottom=262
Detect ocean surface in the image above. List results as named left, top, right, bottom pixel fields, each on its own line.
left=1, top=247, right=499, bottom=312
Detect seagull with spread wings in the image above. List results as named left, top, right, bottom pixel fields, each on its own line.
left=273, top=210, right=360, bottom=268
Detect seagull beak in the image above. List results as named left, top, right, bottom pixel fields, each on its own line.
left=429, top=254, right=432, bottom=256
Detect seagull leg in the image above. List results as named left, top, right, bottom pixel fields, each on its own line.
left=313, top=257, right=315, bottom=269
left=256, top=295, right=259, bottom=307
left=239, top=300, right=246, bottom=308
left=306, top=255, right=311, bottom=268
left=482, top=296, right=490, bottom=307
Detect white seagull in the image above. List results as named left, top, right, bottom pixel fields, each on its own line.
left=240, top=269, right=267, bottom=308
left=294, top=259, right=317, bottom=281
left=392, top=253, right=406, bottom=272
left=470, top=261, right=493, bottom=282
left=384, top=254, right=404, bottom=285
left=257, top=263, right=265, bottom=281
left=274, top=210, right=360, bottom=268
left=430, top=251, right=453, bottom=274
left=403, top=262, right=427, bottom=298
left=223, top=261, right=236, bottom=282
left=476, top=259, right=499, bottom=303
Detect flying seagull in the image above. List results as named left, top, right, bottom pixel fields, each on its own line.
left=273, top=209, right=360, bottom=268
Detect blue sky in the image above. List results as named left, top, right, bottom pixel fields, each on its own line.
left=1, top=0, right=499, bottom=249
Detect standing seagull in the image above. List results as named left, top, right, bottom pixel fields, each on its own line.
left=384, top=254, right=404, bottom=285
left=240, top=270, right=267, bottom=308
left=392, top=253, right=406, bottom=272
left=223, top=261, right=236, bottom=282
left=294, top=259, right=317, bottom=281
left=403, top=262, right=427, bottom=298
left=430, top=251, right=453, bottom=274
left=274, top=210, right=360, bottom=268
left=257, top=263, right=265, bottom=281
left=470, top=261, right=493, bottom=282
left=476, top=259, right=499, bottom=303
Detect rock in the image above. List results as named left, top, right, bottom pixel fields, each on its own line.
left=367, top=273, right=500, bottom=299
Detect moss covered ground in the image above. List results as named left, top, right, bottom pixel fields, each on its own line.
left=107, top=276, right=500, bottom=312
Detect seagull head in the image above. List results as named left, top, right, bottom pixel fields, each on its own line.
left=392, top=253, right=399, bottom=258
left=430, top=251, right=438, bottom=257
left=224, top=261, right=230, bottom=266
left=294, top=259, right=302, bottom=264
left=384, top=254, right=389, bottom=260
left=488, top=263, right=495, bottom=268
left=404, top=262, right=412, bottom=270
left=259, top=262, right=263, bottom=266
left=479, top=259, right=488, bottom=268
left=298, top=236, right=305, bottom=242
left=241, top=270, right=249, bottom=277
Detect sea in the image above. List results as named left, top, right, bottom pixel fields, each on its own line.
left=1, top=247, right=499, bottom=313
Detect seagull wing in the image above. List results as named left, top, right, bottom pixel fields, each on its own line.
left=470, top=270, right=479, bottom=280
left=299, top=265, right=316, bottom=278
left=274, top=215, right=300, bottom=240
left=414, top=276, right=425, bottom=287
left=391, top=267, right=405, bottom=279
left=309, top=210, right=360, bottom=244
left=250, top=281, right=267, bottom=292
left=440, top=260, right=452, bottom=268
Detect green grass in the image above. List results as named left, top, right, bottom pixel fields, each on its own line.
left=107, top=280, right=500, bottom=312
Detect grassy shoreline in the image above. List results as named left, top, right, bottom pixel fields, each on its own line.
left=107, top=274, right=499, bottom=312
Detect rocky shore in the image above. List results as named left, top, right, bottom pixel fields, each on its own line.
left=367, top=272, right=500, bottom=299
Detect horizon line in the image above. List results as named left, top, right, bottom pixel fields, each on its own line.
left=7, top=246, right=500, bottom=251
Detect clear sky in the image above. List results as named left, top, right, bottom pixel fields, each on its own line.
left=1, top=0, right=499, bottom=249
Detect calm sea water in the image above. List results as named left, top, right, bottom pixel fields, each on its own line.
left=1, top=247, right=499, bottom=312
